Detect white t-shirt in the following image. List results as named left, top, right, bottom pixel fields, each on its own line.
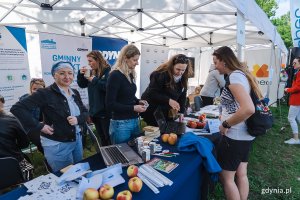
left=221, top=70, right=255, bottom=141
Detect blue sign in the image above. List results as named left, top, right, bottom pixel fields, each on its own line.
left=91, top=36, right=128, bottom=66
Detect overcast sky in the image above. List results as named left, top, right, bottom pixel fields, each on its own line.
left=276, top=0, right=290, bottom=17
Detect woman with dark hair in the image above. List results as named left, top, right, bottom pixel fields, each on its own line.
left=212, top=46, right=261, bottom=200
left=0, top=95, right=29, bottom=162
left=106, top=44, right=147, bottom=144
left=19, top=78, right=46, bottom=154
left=284, top=56, right=300, bottom=144
left=141, top=54, right=192, bottom=126
left=11, top=61, right=88, bottom=172
left=77, top=51, right=111, bottom=146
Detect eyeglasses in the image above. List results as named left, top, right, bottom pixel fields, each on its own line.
left=174, top=54, right=189, bottom=64
left=292, top=62, right=297, bottom=66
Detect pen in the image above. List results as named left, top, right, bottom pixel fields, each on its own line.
left=163, top=152, right=179, bottom=155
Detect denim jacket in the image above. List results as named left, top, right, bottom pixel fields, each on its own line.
left=11, top=83, right=88, bottom=142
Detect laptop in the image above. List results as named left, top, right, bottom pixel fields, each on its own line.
left=100, top=143, right=143, bottom=167
left=154, top=107, right=186, bottom=135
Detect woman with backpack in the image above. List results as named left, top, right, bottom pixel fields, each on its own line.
left=213, top=46, right=262, bottom=200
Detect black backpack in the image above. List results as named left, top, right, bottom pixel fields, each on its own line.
left=225, top=73, right=273, bottom=137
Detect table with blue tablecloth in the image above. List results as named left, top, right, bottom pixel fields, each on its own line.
left=0, top=134, right=220, bottom=200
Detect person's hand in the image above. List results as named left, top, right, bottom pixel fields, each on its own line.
left=87, top=75, right=95, bottom=82
left=139, top=100, right=149, bottom=107
left=169, top=99, right=180, bottom=111
left=79, top=66, right=87, bottom=74
left=284, top=88, right=289, bottom=93
left=219, top=124, right=228, bottom=136
left=86, top=116, right=93, bottom=125
left=134, top=105, right=147, bottom=113
left=67, top=116, right=78, bottom=126
left=41, top=124, right=54, bottom=135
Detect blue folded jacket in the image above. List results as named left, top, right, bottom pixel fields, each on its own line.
left=178, top=132, right=221, bottom=181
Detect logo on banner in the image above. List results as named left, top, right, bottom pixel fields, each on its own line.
left=251, top=64, right=269, bottom=78
left=77, top=48, right=88, bottom=51
left=41, top=39, right=56, bottom=49
left=100, top=51, right=120, bottom=61
left=291, top=8, right=300, bottom=47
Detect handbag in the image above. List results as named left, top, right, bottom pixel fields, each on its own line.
left=246, top=90, right=273, bottom=137
left=19, top=157, right=34, bottom=181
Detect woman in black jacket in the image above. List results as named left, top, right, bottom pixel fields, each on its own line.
left=11, top=61, right=88, bottom=172
left=0, top=95, right=29, bottom=162
left=141, top=54, right=191, bottom=126
left=77, top=51, right=111, bottom=146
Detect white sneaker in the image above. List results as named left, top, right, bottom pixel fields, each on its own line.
left=284, top=138, right=300, bottom=144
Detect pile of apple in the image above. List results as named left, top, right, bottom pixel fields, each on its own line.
left=83, top=184, right=114, bottom=200
left=187, top=114, right=206, bottom=129
left=161, top=133, right=178, bottom=145
left=83, top=165, right=143, bottom=200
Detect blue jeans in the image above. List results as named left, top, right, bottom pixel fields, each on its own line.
left=109, top=118, right=140, bottom=144
left=43, top=133, right=83, bottom=172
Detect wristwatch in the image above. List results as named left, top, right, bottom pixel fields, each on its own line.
left=222, top=120, right=231, bottom=129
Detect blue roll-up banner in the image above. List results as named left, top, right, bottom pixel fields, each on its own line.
left=0, top=26, right=30, bottom=111
left=91, top=36, right=128, bottom=66
left=290, top=0, right=300, bottom=47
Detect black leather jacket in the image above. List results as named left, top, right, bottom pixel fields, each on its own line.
left=11, top=83, right=88, bottom=142
left=0, top=112, right=29, bottom=161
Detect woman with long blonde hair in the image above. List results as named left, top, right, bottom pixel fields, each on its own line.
left=77, top=50, right=111, bottom=146
left=106, top=44, right=148, bottom=144
left=212, top=46, right=261, bottom=200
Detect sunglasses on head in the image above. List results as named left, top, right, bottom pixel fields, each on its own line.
left=174, top=55, right=189, bottom=64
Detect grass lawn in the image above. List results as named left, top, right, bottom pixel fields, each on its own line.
left=27, top=103, right=300, bottom=199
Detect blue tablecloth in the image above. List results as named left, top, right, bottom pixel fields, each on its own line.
left=0, top=139, right=210, bottom=200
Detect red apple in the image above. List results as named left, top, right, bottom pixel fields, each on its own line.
left=127, top=165, right=138, bottom=177
left=83, top=188, right=99, bottom=200
left=116, top=190, right=132, bottom=200
left=198, top=114, right=206, bottom=122
left=188, top=121, right=197, bottom=128
left=161, top=133, right=169, bottom=143
left=168, top=133, right=178, bottom=145
left=128, top=177, right=143, bottom=192
left=196, top=121, right=206, bottom=129
left=98, top=184, right=114, bottom=200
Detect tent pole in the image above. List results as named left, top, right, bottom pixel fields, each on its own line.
left=138, top=0, right=142, bottom=30
left=183, top=0, right=187, bottom=39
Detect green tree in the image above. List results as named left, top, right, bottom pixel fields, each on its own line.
left=255, top=0, right=292, bottom=48
left=255, top=0, right=278, bottom=18
left=272, top=13, right=293, bottom=48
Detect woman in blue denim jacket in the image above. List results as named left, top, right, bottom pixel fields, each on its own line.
left=106, top=45, right=148, bottom=144
left=11, top=61, right=88, bottom=172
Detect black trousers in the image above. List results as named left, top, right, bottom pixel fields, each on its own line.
left=91, top=116, right=111, bottom=146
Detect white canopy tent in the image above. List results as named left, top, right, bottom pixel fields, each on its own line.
left=0, top=0, right=288, bottom=105
left=0, top=0, right=287, bottom=54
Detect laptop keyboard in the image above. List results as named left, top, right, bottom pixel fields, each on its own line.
left=104, top=146, right=129, bottom=165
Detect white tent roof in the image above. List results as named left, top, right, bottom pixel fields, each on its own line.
left=0, top=0, right=287, bottom=54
